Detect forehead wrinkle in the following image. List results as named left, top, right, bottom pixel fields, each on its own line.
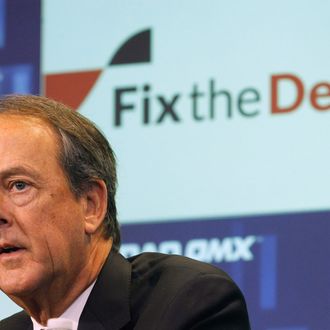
left=0, top=166, right=44, bottom=182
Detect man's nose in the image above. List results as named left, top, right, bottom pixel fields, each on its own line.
left=0, top=193, right=10, bottom=227
left=0, top=217, right=9, bottom=239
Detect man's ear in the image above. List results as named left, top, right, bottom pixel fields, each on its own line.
left=83, top=180, right=107, bottom=235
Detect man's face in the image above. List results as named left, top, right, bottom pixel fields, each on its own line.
left=0, top=115, right=89, bottom=298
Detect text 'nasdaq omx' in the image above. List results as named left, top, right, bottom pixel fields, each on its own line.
left=121, top=235, right=261, bottom=263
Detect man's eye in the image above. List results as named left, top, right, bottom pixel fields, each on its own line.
left=12, top=181, right=27, bottom=191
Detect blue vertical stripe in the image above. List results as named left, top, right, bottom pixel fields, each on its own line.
left=12, top=64, right=32, bottom=93
left=0, top=0, right=5, bottom=48
left=228, top=222, right=244, bottom=289
left=260, top=235, right=277, bottom=309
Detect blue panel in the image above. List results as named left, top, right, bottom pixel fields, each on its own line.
left=120, top=210, right=330, bottom=330
left=0, top=0, right=40, bottom=95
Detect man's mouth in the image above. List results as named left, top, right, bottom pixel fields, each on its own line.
left=0, top=246, right=23, bottom=255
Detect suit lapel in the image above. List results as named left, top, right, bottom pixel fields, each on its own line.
left=0, top=310, right=33, bottom=330
left=78, top=252, right=131, bottom=330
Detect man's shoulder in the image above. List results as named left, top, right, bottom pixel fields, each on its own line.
left=0, top=310, right=31, bottom=329
left=126, top=252, right=241, bottom=295
left=126, top=251, right=243, bottom=300
left=128, top=252, right=233, bottom=281
left=123, top=252, right=250, bottom=329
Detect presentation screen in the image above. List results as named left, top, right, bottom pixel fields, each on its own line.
left=0, top=1, right=329, bottom=329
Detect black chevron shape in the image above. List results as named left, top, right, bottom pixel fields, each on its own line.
left=109, top=29, right=151, bottom=66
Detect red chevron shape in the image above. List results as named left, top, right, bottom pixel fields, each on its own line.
left=44, top=70, right=102, bottom=111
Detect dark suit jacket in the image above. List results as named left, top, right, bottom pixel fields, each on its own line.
left=0, top=252, right=250, bottom=329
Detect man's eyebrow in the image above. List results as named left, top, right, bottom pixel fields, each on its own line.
left=0, top=166, right=42, bottom=180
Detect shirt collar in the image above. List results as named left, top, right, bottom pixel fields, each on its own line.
left=31, top=280, right=96, bottom=330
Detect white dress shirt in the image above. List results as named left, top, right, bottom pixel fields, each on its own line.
left=31, top=281, right=96, bottom=330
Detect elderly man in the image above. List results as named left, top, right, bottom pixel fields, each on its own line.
left=0, top=95, right=250, bottom=330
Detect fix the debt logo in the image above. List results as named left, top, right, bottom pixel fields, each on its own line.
left=121, top=235, right=261, bottom=263
left=44, top=28, right=330, bottom=123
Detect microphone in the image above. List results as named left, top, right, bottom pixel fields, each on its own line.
left=46, top=318, right=74, bottom=330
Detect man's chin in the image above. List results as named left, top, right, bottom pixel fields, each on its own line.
left=0, top=270, right=46, bottom=299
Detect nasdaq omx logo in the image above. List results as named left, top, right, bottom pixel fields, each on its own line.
left=120, top=235, right=261, bottom=263
left=44, top=29, right=330, bottom=122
